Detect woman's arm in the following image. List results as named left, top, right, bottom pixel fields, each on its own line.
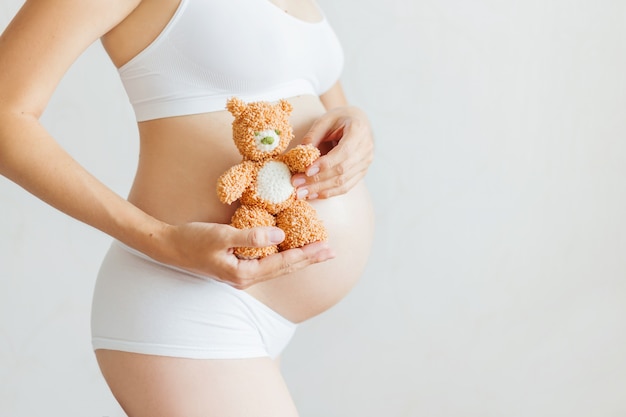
left=292, top=81, right=374, bottom=199
left=0, top=0, right=333, bottom=288
left=0, top=0, right=158, bottom=250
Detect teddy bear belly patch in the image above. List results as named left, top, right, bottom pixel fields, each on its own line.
left=255, top=161, right=294, bottom=204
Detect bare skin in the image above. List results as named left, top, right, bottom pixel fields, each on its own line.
left=0, top=0, right=374, bottom=416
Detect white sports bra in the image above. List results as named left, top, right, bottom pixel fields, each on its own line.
left=118, top=0, right=344, bottom=121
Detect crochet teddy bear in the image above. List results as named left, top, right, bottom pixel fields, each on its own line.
left=217, top=97, right=327, bottom=259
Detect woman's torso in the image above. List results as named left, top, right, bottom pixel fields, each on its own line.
left=101, top=0, right=374, bottom=323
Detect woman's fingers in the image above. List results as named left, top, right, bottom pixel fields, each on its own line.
left=292, top=106, right=374, bottom=200
left=163, top=223, right=334, bottom=289
left=314, top=139, right=371, bottom=196
left=226, top=241, right=335, bottom=289
left=197, top=224, right=333, bottom=289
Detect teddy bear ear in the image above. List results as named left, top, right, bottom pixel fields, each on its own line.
left=278, top=99, right=293, bottom=115
left=226, top=97, right=247, bottom=118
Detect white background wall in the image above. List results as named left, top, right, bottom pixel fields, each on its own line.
left=1, top=0, right=626, bottom=416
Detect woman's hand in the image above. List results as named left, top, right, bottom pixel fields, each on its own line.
left=159, top=222, right=335, bottom=290
left=291, top=106, right=374, bottom=200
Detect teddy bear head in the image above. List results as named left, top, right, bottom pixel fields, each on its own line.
left=226, top=97, right=294, bottom=161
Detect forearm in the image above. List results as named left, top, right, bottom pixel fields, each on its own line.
left=320, top=81, right=349, bottom=110
left=0, top=111, right=167, bottom=259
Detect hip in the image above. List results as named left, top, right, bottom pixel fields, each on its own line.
left=91, top=240, right=297, bottom=359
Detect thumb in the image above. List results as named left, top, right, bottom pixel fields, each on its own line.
left=230, top=226, right=285, bottom=248
left=302, top=117, right=335, bottom=147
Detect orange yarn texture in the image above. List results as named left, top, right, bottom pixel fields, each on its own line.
left=217, top=97, right=327, bottom=259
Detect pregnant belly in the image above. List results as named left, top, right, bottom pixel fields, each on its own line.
left=130, top=97, right=374, bottom=323
left=244, top=180, right=374, bottom=323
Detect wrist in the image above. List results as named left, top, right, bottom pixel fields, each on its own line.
left=138, top=220, right=173, bottom=263
left=112, top=208, right=173, bottom=263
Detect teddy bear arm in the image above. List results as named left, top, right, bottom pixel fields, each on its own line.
left=281, top=144, right=321, bottom=173
left=216, top=161, right=256, bottom=204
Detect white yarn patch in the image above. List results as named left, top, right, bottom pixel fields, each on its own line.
left=256, top=161, right=294, bottom=203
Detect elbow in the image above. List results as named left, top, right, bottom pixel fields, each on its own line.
left=0, top=104, right=41, bottom=156
left=0, top=93, right=45, bottom=122
left=0, top=103, right=41, bottom=131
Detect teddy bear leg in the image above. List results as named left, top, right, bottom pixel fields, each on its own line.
left=231, top=205, right=278, bottom=259
left=275, top=200, right=328, bottom=251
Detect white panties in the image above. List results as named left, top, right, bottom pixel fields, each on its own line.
left=91, top=241, right=297, bottom=359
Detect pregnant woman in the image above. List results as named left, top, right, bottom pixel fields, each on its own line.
left=0, top=0, right=374, bottom=415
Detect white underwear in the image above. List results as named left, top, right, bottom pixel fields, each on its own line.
left=91, top=241, right=297, bottom=359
